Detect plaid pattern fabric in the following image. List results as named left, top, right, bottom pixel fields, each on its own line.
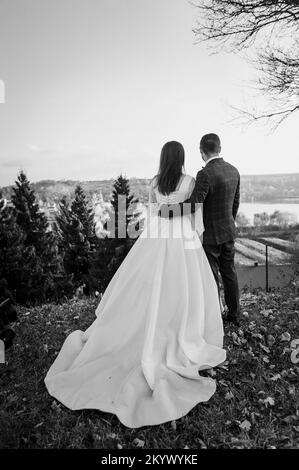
left=187, top=159, right=240, bottom=245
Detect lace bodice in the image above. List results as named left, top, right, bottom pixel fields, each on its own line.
left=149, top=174, right=195, bottom=206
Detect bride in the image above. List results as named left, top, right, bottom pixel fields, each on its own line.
left=45, top=141, right=226, bottom=428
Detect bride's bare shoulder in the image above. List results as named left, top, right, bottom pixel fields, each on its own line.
left=184, top=175, right=196, bottom=194
left=149, top=175, right=158, bottom=188
left=185, top=174, right=196, bottom=184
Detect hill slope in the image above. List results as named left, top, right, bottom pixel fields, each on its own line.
left=1, top=287, right=298, bottom=449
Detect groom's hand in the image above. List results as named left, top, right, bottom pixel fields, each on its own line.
left=158, top=170, right=209, bottom=218
left=158, top=204, right=181, bottom=218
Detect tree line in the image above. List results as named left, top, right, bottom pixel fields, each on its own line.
left=237, top=210, right=299, bottom=229
left=0, top=172, right=141, bottom=306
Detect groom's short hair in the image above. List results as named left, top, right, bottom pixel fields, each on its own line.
left=200, top=134, right=221, bottom=155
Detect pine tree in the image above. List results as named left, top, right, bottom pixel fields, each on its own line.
left=11, top=171, right=49, bottom=251
left=10, top=171, right=64, bottom=304
left=92, top=175, right=142, bottom=293
left=108, top=174, right=140, bottom=241
left=55, top=185, right=97, bottom=291
left=71, top=185, right=96, bottom=248
left=87, top=237, right=115, bottom=294
left=54, top=196, right=74, bottom=250
left=0, top=192, right=24, bottom=300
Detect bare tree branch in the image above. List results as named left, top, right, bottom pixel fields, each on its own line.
left=192, top=0, right=299, bottom=125
left=230, top=103, right=299, bottom=132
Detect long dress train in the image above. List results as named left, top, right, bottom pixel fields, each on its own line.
left=44, top=174, right=226, bottom=428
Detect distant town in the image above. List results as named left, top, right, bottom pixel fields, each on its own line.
left=1, top=173, right=299, bottom=236
left=2, top=172, right=299, bottom=204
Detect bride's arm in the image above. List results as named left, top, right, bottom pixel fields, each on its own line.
left=188, top=177, right=204, bottom=239
left=186, top=177, right=195, bottom=199
left=148, top=178, right=158, bottom=217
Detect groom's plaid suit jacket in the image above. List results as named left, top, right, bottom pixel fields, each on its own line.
left=159, top=158, right=240, bottom=245
left=186, top=158, right=240, bottom=245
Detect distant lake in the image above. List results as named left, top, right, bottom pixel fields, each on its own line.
left=239, top=203, right=299, bottom=224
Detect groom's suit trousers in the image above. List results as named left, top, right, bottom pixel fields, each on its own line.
left=203, top=240, right=240, bottom=320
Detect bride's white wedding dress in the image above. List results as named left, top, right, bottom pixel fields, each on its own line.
left=45, top=174, right=226, bottom=428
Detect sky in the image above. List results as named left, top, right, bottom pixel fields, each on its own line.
left=0, top=0, right=298, bottom=187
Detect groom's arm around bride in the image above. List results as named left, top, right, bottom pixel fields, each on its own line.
left=158, top=134, right=240, bottom=227
left=158, top=165, right=210, bottom=218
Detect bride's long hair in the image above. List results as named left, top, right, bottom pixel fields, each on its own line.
left=154, top=141, right=185, bottom=195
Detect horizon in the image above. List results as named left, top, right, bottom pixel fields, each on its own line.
left=0, top=172, right=299, bottom=191
left=1, top=169, right=299, bottom=188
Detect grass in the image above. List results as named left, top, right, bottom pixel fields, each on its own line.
left=0, top=288, right=298, bottom=449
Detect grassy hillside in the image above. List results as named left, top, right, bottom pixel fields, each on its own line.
left=0, top=287, right=298, bottom=449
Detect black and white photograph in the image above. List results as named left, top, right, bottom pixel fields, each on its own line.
left=0, top=0, right=298, bottom=457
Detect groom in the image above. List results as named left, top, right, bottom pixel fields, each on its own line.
left=159, top=133, right=241, bottom=325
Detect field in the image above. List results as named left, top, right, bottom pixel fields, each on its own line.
left=0, top=288, right=298, bottom=449
left=235, top=237, right=296, bottom=266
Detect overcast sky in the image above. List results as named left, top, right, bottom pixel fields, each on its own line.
left=0, top=0, right=298, bottom=186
